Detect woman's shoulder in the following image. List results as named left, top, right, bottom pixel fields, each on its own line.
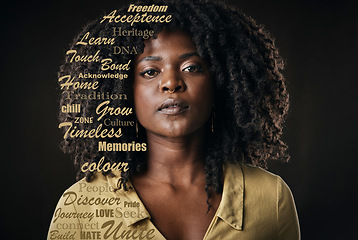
left=225, top=163, right=292, bottom=197
left=227, top=162, right=281, bottom=181
left=242, top=163, right=282, bottom=182
left=221, top=163, right=300, bottom=238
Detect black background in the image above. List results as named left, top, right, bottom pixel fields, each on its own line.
left=1, top=0, right=357, bottom=239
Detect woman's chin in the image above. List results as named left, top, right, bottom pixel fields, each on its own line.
left=147, top=125, right=205, bottom=140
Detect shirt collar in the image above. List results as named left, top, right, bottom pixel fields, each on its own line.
left=106, top=172, right=151, bottom=227
left=106, top=164, right=245, bottom=229
left=216, top=163, right=244, bottom=230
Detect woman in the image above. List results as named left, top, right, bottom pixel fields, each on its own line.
left=49, top=0, right=300, bottom=239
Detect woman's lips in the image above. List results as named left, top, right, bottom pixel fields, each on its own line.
left=158, top=98, right=189, bottom=115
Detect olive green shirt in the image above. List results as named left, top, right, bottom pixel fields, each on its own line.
left=48, top=164, right=300, bottom=239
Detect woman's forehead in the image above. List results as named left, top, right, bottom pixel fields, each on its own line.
left=141, top=29, right=197, bottom=54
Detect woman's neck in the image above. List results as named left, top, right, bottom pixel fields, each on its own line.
left=142, top=128, right=206, bottom=186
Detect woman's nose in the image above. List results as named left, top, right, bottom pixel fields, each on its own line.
left=159, top=69, right=186, bottom=93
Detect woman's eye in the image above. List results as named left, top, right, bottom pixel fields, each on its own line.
left=183, top=65, right=203, bottom=73
left=139, top=69, right=159, bottom=78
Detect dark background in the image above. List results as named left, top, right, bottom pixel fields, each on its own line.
left=1, top=0, right=357, bottom=239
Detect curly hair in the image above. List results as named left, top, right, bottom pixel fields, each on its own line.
left=58, top=0, right=289, bottom=204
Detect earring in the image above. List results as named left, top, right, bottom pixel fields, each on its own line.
left=135, top=119, right=139, bottom=137
left=211, top=110, right=215, bottom=133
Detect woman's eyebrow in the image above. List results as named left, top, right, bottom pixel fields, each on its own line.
left=179, top=52, right=199, bottom=59
left=137, top=56, right=162, bottom=63
left=137, top=52, right=199, bottom=63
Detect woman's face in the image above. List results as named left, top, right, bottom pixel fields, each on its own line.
left=133, top=30, right=213, bottom=138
